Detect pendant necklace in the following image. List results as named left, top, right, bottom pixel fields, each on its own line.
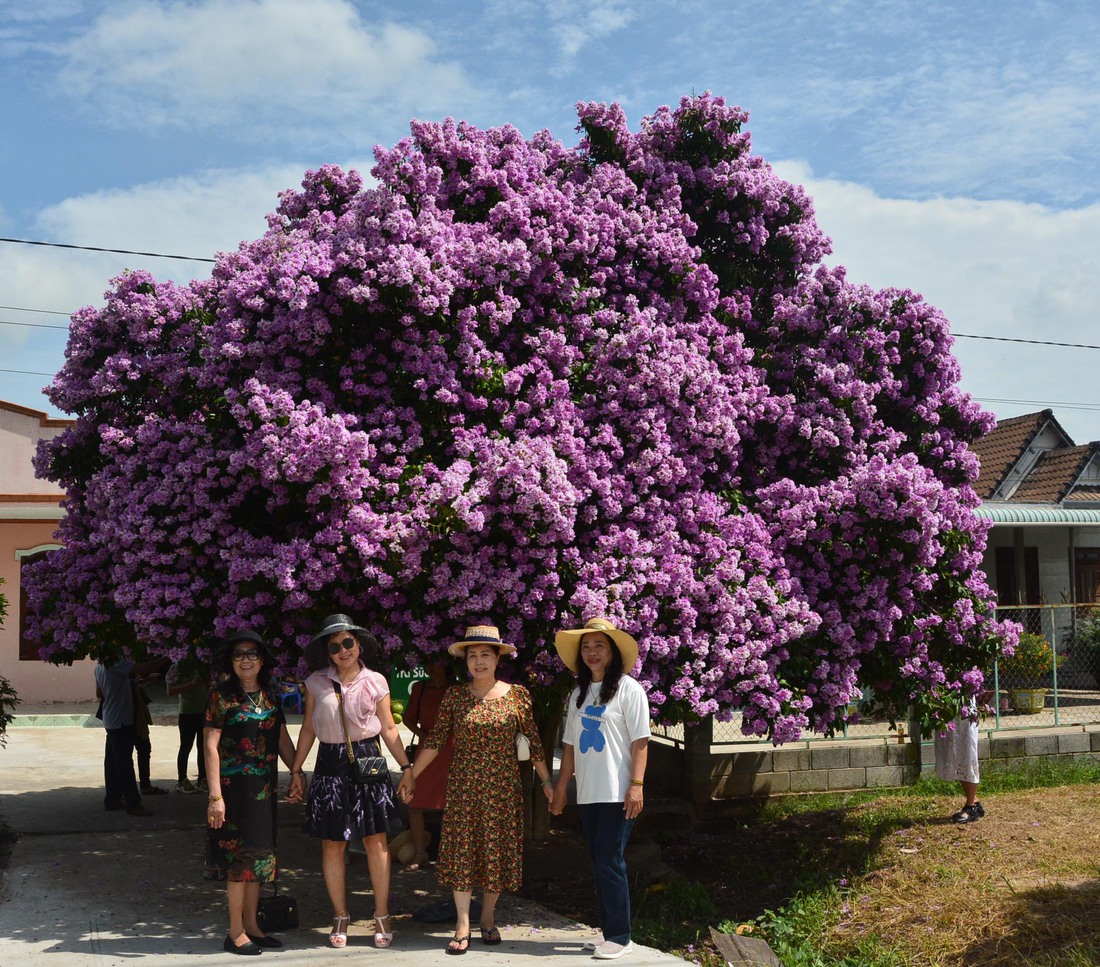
left=246, top=689, right=263, bottom=711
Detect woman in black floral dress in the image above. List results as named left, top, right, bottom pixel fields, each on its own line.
left=205, top=630, right=297, bottom=955
left=398, top=625, right=553, bottom=955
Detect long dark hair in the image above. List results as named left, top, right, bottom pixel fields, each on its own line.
left=574, top=636, right=625, bottom=708
left=214, top=632, right=278, bottom=704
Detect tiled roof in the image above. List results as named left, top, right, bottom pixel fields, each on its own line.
left=972, top=410, right=1052, bottom=499
left=1011, top=446, right=1093, bottom=503
left=1065, top=486, right=1100, bottom=502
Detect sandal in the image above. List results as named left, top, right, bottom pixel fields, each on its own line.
left=480, top=924, right=502, bottom=946
left=329, top=914, right=350, bottom=948
left=374, top=915, right=393, bottom=948
left=446, top=934, right=471, bottom=955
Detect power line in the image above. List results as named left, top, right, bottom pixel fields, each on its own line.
left=0, top=367, right=55, bottom=377
left=954, top=332, right=1100, bottom=351
left=0, top=304, right=70, bottom=316
left=0, top=318, right=68, bottom=331
left=0, top=236, right=215, bottom=263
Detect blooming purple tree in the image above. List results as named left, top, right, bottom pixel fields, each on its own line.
left=27, top=94, right=1013, bottom=741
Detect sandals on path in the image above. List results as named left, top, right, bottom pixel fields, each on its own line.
left=480, top=924, right=502, bottom=946
left=374, top=915, right=393, bottom=948
left=446, top=934, right=471, bottom=955
left=329, top=914, right=350, bottom=948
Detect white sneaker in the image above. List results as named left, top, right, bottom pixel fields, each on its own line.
left=582, top=936, right=603, bottom=951
left=593, top=940, right=633, bottom=960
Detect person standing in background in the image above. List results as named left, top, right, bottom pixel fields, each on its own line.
left=95, top=655, right=167, bottom=817
left=167, top=658, right=211, bottom=793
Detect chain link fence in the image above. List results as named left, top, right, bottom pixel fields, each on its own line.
left=650, top=604, right=1100, bottom=748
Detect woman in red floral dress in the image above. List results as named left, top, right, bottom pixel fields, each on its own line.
left=398, top=626, right=553, bottom=955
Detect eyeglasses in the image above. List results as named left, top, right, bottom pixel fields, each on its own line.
left=232, top=650, right=260, bottom=662
left=327, top=636, right=358, bottom=655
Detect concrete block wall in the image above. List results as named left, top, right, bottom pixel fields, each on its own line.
left=647, top=723, right=1100, bottom=815
left=920, top=725, right=1100, bottom=778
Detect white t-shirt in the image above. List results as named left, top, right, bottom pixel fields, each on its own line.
left=563, top=675, right=651, bottom=804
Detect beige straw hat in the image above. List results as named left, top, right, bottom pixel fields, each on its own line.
left=554, top=617, right=639, bottom=673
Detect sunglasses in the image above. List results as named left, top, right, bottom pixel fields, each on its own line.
left=232, top=649, right=260, bottom=662
left=327, top=636, right=358, bottom=655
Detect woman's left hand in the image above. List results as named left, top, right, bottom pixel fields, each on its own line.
left=624, top=784, right=644, bottom=819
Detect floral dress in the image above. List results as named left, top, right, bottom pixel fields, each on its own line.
left=424, top=683, right=545, bottom=893
left=204, top=684, right=283, bottom=882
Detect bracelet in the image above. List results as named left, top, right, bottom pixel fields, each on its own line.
left=291, top=770, right=305, bottom=777
left=540, top=777, right=553, bottom=789
left=400, top=763, right=413, bottom=771
left=629, top=779, right=644, bottom=786
left=208, top=794, right=224, bottom=803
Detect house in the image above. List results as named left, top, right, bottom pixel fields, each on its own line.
left=0, top=400, right=94, bottom=703
left=972, top=409, right=1100, bottom=648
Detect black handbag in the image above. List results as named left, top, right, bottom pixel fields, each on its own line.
left=333, top=681, right=389, bottom=785
left=257, top=882, right=299, bottom=931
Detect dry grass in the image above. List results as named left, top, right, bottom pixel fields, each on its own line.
left=524, top=775, right=1100, bottom=966
left=830, top=786, right=1100, bottom=966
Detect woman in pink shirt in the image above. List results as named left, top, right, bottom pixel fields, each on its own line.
left=287, top=614, right=413, bottom=949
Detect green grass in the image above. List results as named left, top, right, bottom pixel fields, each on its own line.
left=687, top=758, right=1100, bottom=967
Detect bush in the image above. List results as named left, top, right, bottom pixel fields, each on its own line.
left=0, top=581, right=17, bottom=747
left=1072, top=613, right=1100, bottom=686
left=998, top=632, right=1064, bottom=685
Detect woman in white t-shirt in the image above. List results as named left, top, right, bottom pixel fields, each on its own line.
left=550, top=617, right=650, bottom=962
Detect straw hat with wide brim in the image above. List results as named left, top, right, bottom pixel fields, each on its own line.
left=447, top=625, right=517, bottom=658
left=554, top=617, right=639, bottom=674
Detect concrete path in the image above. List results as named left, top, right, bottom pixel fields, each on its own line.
left=0, top=715, right=682, bottom=966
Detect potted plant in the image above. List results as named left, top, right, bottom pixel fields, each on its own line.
left=998, top=632, right=1064, bottom=714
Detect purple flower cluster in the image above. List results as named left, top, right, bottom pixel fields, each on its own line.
left=26, top=94, right=1014, bottom=740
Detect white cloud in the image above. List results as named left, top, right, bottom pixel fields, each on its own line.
left=774, top=160, right=1100, bottom=443
left=544, top=0, right=636, bottom=59
left=0, top=160, right=374, bottom=414
left=56, top=0, right=476, bottom=135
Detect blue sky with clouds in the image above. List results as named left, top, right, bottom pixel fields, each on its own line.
left=3, top=0, right=1099, bottom=441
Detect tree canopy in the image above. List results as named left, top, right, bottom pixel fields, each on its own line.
left=27, top=94, right=1014, bottom=741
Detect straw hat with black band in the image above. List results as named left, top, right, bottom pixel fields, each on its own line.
left=447, top=625, right=517, bottom=657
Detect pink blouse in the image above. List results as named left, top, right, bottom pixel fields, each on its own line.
left=304, top=664, right=388, bottom=744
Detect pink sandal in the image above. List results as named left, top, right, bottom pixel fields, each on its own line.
left=374, top=915, right=393, bottom=948
left=329, top=914, right=350, bottom=948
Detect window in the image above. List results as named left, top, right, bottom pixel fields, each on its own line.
left=17, top=548, right=55, bottom=660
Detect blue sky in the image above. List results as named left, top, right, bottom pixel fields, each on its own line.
left=3, top=0, right=1100, bottom=442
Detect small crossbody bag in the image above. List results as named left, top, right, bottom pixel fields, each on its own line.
left=332, top=681, right=389, bottom=784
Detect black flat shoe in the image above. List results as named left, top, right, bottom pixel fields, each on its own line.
left=224, top=935, right=263, bottom=956
left=247, top=934, right=283, bottom=949
left=952, top=801, right=985, bottom=824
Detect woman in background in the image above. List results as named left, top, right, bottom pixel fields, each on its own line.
left=403, top=656, right=458, bottom=870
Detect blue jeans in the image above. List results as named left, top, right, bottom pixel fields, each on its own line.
left=578, top=802, right=636, bottom=945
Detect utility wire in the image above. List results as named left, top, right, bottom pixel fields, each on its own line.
left=954, top=332, right=1100, bottom=351
left=0, top=304, right=70, bottom=315
left=0, top=318, right=68, bottom=330
left=0, top=236, right=215, bottom=263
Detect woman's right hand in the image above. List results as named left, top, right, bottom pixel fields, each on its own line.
left=286, top=773, right=306, bottom=803
left=207, top=796, right=227, bottom=830
left=396, top=771, right=415, bottom=804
